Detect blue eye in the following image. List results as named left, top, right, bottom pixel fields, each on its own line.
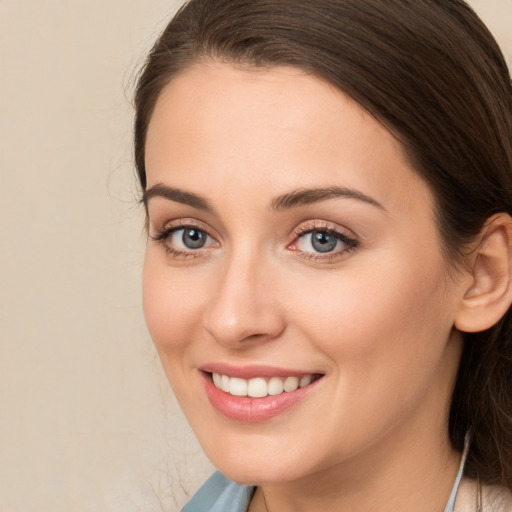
left=309, top=231, right=339, bottom=253
left=167, top=227, right=212, bottom=251
left=151, top=224, right=216, bottom=256
left=294, top=228, right=357, bottom=256
left=180, top=228, right=207, bottom=249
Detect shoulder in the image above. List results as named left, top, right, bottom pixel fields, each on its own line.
left=182, top=471, right=255, bottom=512
left=455, top=477, right=512, bottom=512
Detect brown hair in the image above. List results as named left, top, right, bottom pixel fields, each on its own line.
left=134, top=0, right=512, bottom=488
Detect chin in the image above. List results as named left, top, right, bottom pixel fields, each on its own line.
left=212, top=458, right=304, bottom=486
left=197, top=432, right=318, bottom=486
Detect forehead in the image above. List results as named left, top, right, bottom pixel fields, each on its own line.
left=145, top=62, right=432, bottom=215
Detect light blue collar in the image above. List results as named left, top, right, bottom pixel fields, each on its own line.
left=443, top=432, right=471, bottom=512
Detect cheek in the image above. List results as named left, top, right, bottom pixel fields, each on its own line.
left=280, top=253, right=458, bottom=452
left=142, top=255, right=206, bottom=357
left=288, top=248, right=453, bottom=374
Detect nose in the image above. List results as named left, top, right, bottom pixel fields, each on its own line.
left=202, top=251, right=286, bottom=348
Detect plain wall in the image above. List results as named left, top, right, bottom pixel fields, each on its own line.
left=0, top=1, right=510, bottom=511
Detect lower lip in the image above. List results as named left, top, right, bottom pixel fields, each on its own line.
left=202, top=373, right=322, bottom=423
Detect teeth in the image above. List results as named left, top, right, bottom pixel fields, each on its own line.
left=247, top=377, right=267, bottom=398
left=211, top=373, right=317, bottom=398
left=229, top=377, right=247, bottom=396
left=300, top=375, right=312, bottom=387
left=267, top=376, right=284, bottom=396
left=220, top=374, right=230, bottom=393
left=283, top=376, right=299, bottom=392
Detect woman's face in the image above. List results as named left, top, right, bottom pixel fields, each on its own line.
left=143, top=63, right=465, bottom=485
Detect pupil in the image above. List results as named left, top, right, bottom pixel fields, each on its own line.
left=183, top=229, right=206, bottom=249
left=312, top=231, right=337, bottom=253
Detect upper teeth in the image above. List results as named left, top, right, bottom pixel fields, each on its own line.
left=212, top=373, right=314, bottom=398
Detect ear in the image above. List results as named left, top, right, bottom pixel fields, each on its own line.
left=455, top=213, right=512, bottom=333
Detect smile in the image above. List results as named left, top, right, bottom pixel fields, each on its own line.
left=211, top=373, right=317, bottom=398
left=201, top=366, right=325, bottom=422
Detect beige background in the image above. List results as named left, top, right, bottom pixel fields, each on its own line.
left=0, top=1, right=510, bottom=511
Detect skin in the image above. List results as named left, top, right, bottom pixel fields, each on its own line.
left=143, top=63, right=470, bottom=512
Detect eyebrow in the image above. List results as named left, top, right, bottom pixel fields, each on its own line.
left=143, top=183, right=385, bottom=214
left=270, top=186, right=386, bottom=211
left=143, top=183, right=213, bottom=212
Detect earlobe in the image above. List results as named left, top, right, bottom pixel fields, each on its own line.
left=455, top=214, right=512, bottom=333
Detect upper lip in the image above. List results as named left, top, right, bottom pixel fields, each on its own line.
left=198, top=362, right=324, bottom=379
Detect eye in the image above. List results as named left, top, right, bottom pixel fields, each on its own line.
left=150, top=222, right=218, bottom=257
left=289, top=224, right=359, bottom=260
left=171, top=227, right=209, bottom=250
left=299, top=230, right=341, bottom=253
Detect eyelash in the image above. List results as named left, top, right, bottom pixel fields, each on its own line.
left=150, top=220, right=359, bottom=261
left=289, top=222, right=359, bottom=262
left=150, top=219, right=217, bottom=259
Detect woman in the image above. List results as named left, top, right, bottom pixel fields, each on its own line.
left=134, top=0, right=512, bottom=510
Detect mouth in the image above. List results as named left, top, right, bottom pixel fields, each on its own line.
left=199, top=367, right=325, bottom=422
left=210, top=372, right=322, bottom=398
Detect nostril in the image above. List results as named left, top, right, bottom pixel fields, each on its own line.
left=242, top=333, right=267, bottom=342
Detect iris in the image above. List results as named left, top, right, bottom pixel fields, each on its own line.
left=311, top=230, right=339, bottom=253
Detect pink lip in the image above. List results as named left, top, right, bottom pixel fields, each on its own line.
left=199, top=367, right=324, bottom=423
left=199, top=362, right=320, bottom=379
